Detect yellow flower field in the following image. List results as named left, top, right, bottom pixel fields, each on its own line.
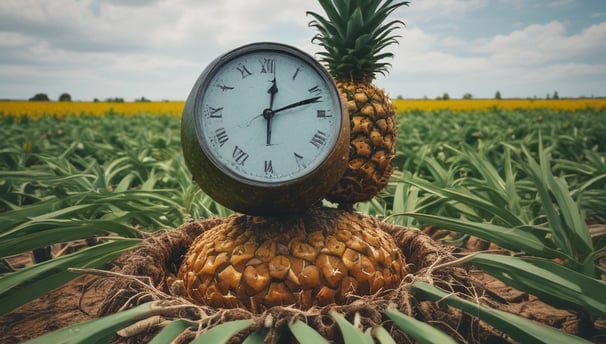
left=0, top=101, right=184, bottom=118
left=0, top=98, right=605, bottom=118
left=391, top=98, right=606, bottom=112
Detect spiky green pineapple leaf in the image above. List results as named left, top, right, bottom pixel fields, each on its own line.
left=412, top=281, right=592, bottom=344
left=289, top=319, right=330, bottom=344
left=0, top=238, right=140, bottom=316
left=397, top=212, right=566, bottom=260
left=149, top=319, right=195, bottom=344
left=330, top=310, right=373, bottom=344
left=23, top=301, right=157, bottom=344
left=384, top=308, right=456, bottom=344
left=307, top=0, right=410, bottom=82
left=370, top=326, right=397, bottom=344
left=470, top=254, right=606, bottom=318
left=242, top=329, right=268, bottom=344
left=190, top=319, right=254, bottom=344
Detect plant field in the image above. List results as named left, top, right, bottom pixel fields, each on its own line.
left=1, top=104, right=605, bottom=343
left=2, top=97, right=606, bottom=119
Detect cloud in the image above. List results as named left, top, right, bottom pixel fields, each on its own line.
left=547, top=0, right=575, bottom=8
left=0, top=1, right=604, bottom=100
left=0, top=0, right=326, bottom=100
left=476, top=21, right=606, bottom=66
left=383, top=19, right=606, bottom=98
left=406, top=0, right=486, bottom=19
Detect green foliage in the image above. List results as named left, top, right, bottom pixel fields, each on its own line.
left=23, top=301, right=160, bottom=344
left=0, top=114, right=230, bottom=315
left=189, top=319, right=254, bottom=344
left=384, top=308, right=456, bottom=344
left=289, top=320, right=330, bottom=344
left=470, top=254, right=606, bottom=318
left=1, top=108, right=605, bottom=343
left=411, top=281, right=592, bottom=344
left=376, top=108, right=606, bottom=327
left=307, top=0, right=410, bottom=82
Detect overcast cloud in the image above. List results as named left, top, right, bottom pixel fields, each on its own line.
left=0, top=0, right=605, bottom=101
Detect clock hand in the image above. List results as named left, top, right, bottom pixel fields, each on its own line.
left=234, top=96, right=321, bottom=132
left=272, top=96, right=322, bottom=114
left=268, top=77, right=278, bottom=108
left=265, top=77, right=278, bottom=145
left=263, top=108, right=273, bottom=145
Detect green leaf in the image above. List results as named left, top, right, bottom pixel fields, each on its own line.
left=149, top=319, right=195, bottom=344
left=242, top=329, right=268, bottom=344
left=289, top=319, right=329, bottom=344
left=370, top=326, right=397, bottom=344
left=330, top=310, right=372, bottom=344
left=412, top=281, right=592, bottom=344
left=403, top=176, right=524, bottom=227
left=399, top=212, right=566, bottom=259
left=523, top=145, right=594, bottom=268
left=0, top=238, right=140, bottom=316
left=24, top=302, right=157, bottom=344
left=384, top=308, right=456, bottom=344
left=190, top=319, right=253, bottom=344
left=0, top=220, right=139, bottom=257
left=470, top=254, right=606, bottom=318
left=550, top=176, right=593, bottom=260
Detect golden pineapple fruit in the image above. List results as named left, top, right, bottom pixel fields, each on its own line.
left=176, top=209, right=406, bottom=312
left=307, top=0, right=409, bottom=205
left=327, top=81, right=396, bottom=204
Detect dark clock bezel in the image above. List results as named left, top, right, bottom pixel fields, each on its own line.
left=181, top=42, right=349, bottom=216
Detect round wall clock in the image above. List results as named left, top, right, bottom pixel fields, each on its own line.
left=181, top=42, right=349, bottom=216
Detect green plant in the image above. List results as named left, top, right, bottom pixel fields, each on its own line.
left=2, top=107, right=605, bottom=343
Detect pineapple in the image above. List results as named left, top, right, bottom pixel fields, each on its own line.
left=307, top=0, right=409, bottom=205
left=176, top=209, right=406, bottom=312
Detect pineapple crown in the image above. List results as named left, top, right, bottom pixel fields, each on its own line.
left=307, top=0, right=410, bottom=83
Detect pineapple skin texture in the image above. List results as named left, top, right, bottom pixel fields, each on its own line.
left=176, top=210, right=405, bottom=312
left=326, top=81, right=397, bottom=204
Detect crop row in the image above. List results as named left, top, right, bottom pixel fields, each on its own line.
left=2, top=98, right=606, bottom=119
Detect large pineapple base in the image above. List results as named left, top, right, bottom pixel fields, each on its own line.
left=175, top=208, right=406, bottom=312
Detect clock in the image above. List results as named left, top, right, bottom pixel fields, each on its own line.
left=181, top=42, right=349, bottom=216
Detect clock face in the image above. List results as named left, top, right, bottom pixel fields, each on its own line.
left=193, top=44, right=343, bottom=185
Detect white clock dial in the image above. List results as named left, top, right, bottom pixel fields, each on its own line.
left=196, top=48, right=342, bottom=184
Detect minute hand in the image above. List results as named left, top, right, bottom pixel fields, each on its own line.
left=273, top=96, right=321, bottom=115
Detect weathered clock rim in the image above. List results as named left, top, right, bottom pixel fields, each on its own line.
left=181, top=42, right=350, bottom=216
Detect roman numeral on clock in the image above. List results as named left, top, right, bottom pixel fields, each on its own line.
left=309, top=130, right=327, bottom=149
left=232, top=145, right=249, bottom=165
left=316, top=110, right=331, bottom=118
left=264, top=160, right=274, bottom=175
left=236, top=64, right=252, bottom=79
left=294, top=152, right=306, bottom=169
left=215, top=128, right=229, bottom=146
left=259, top=58, right=275, bottom=74
left=209, top=106, right=223, bottom=118
left=292, top=67, right=301, bottom=80
left=308, top=85, right=321, bottom=96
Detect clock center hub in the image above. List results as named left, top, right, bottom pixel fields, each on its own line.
left=262, top=108, right=275, bottom=119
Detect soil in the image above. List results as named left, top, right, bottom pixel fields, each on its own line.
left=0, top=208, right=603, bottom=343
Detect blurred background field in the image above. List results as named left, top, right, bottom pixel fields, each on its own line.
left=2, top=97, right=606, bottom=118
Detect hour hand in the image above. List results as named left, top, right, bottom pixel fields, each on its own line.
left=268, top=78, right=278, bottom=109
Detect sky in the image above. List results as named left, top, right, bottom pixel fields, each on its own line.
left=0, top=0, right=605, bottom=101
